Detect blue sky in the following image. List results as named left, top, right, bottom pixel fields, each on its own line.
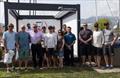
left=0, top=0, right=119, bottom=24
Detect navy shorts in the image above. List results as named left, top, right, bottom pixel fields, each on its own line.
left=42, top=48, right=46, bottom=53
left=48, top=48, right=54, bottom=56
left=42, top=48, right=49, bottom=56
left=93, top=46, right=103, bottom=56
left=79, top=44, right=92, bottom=56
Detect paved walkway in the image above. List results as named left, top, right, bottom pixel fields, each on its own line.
left=93, top=67, right=120, bottom=73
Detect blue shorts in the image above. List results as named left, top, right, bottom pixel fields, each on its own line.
left=58, top=51, right=64, bottom=57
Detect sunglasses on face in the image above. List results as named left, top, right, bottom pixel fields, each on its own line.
left=33, top=27, right=37, bottom=28
left=58, top=32, right=62, bottom=33
left=9, top=26, right=13, bottom=28
left=94, top=26, right=98, bottom=28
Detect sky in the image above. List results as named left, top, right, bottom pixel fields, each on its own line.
left=0, top=0, right=119, bottom=24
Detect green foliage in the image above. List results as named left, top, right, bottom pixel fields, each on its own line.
left=97, top=18, right=110, bottom=30
left=0, top=67, right=120, bottom=78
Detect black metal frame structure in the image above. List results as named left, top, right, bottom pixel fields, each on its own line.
left=4, top=1, right=80, bottom=55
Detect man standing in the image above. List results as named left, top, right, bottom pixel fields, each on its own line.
left=41, top=26, right=49, bottom=68
left=93, top=22, right=104, bottom=68
left=103, top=22, right=117, bottom=68
left=52, top=26, right=58, bottom=66
left=26, top=23, right=31, bottom=32
left=45, top=26, right=57, bottom=67
left=30, top=24, right=43, bottom=69
left=79, top=23, right=93, bottom=66
left=3, top=23, right=16, bottom=73
left=64, top=26, right=76, bottom=66
left=16, top=25, right=31, bottom=71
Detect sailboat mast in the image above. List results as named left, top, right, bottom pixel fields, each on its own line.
left=117, top=0, right=120, bottom=31
left=95, top=0, right=98, bottom=21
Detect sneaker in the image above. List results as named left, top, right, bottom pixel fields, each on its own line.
left=10, top=66, right=15, bottom=72
left=88, top=64, right=92, bottom=67
left=81, top=64, right=87, bottom=67
left=32, top=67, right=37, bottom=70
left=106, top=65, right=109, bottom=68
left=109, top=65, right=113, bottom=69
left=7, top=70, right=10, bottom=73
left=6, top=67, right=10, bottom=73
left=24, top=68, right=28, bottom=72
left=18, top=67, right=22, bottom=70
left=40, top=67, right=44, bottom=70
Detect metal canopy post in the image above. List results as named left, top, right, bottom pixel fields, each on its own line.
left=60, top=19, right=63, bottom=30
left=76, top=4, right=80, bottom=56
left=16, top=18, right=19, bottom=32
left=4, top=4, right=8, bottom=31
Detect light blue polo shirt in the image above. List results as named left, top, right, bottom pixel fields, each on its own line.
left=3, top=31, right=16, bottom=50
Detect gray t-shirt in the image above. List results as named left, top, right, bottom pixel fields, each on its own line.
left=103, top=29, right=114, bottom=44
left=79, top=29, right=93, bottom=44
left=3, top=31, right=16, bottom=50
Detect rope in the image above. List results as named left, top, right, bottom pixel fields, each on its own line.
left=105, top=0, right=119, bottom=21
left=95, top=0, right=98, bottom=21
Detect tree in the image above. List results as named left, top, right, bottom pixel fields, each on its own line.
left=97, top=18, right=110, bottom=30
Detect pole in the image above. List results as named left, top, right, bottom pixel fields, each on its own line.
left=95, top=0, right=98, bottom=21
left=117, top=0, right=120, bottom=33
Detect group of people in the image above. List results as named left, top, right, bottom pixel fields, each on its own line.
left=1, top=21, right=118, bottom=73
left=79, top=22, right=118, bottom=69
left=2, top=23, right=76, bottom=73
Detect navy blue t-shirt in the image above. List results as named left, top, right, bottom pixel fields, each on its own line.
left=64, top=32, right=76, bottom=45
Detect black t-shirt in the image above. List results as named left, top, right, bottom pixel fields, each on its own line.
left=79, top=29, right=93, bottom=44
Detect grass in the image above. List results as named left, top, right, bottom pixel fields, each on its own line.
left=0, top=66, right=120, bottom=78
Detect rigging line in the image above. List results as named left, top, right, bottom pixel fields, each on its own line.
left=105, top=0, right=119, bottom=21
left=118, top=0, right=120, bottom=29
left=95, top=0, right=98, bottom=21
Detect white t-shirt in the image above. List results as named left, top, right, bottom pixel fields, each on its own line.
left=45, top=33, right=57, bottom=48
left=93, top=31, right=104, bottom=48
left=53, top=32, right=58, bottom=44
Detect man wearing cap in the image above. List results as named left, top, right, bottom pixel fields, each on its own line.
left=79, top=23, right=93, bottom=66
left=103, top=22, right=118, bottom=68
left=3, top=23, right=17, bottom=73
left=52, top=26, right=58, bottom=66
left=29, top=24, right=43, bottom=69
